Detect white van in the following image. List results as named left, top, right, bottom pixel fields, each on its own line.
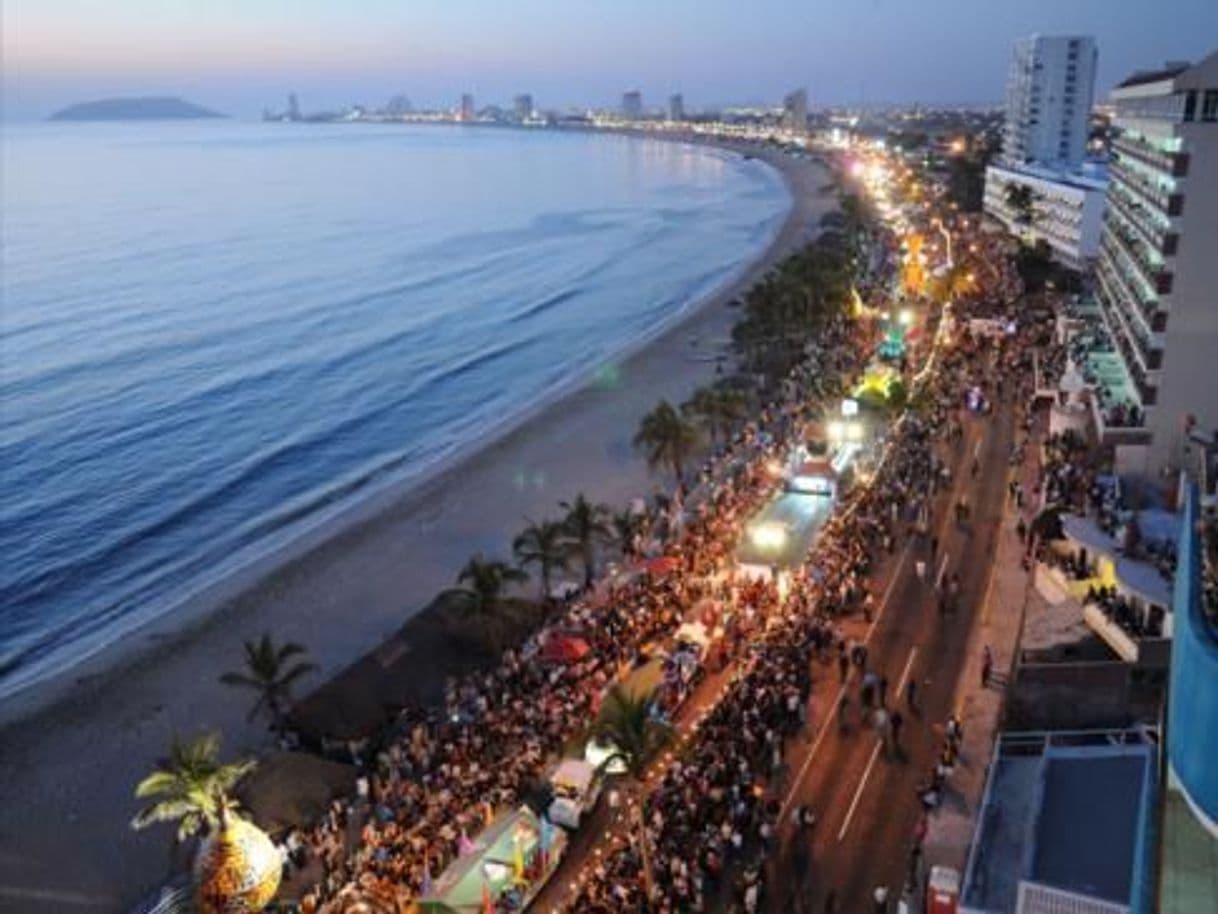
left=547, top=759, right=602, bottom=830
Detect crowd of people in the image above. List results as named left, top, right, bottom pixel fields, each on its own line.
left=564, top=244, right=1041, bottom=911
left=275, top=290, right=870, bottom=913
left=268, top=164, right=1059, bottom=914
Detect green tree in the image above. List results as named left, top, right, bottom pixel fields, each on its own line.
left=219, top=634, right=317, bottom=733
left=439, top=554, right=529, bottom=653
left=131, top=732, right=254, bottom=842
left=682, top=385, right=747, bottom=447
left=1004, top=182, right=1039, bottom=226
left=559, top=494, right=612, bottom=589
left=592, top=685, right=674, bottom=780
left=611, top=508, right=644, bottom=560
left=634, top=399, right=701, bottom=487
left=1014, top=239, right=1055, bottom=294
left=512, top=518, right=569, bottom=602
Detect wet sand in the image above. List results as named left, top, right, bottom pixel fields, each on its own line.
left=0, top=140, right=834, bottom=913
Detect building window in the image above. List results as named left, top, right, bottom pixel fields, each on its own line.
left=1183, top=91, right=1197, bottom=121
left=1202, top=90, right=1218, bottom=122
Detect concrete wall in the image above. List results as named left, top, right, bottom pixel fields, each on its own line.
left=1008, top=661, right=1163, bottom=730
left=1166, top=482, right=1218, bottom=835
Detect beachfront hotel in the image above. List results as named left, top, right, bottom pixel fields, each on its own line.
left=984, top=35, right=1108, bottom=269
left=1086, top=52, right=1218, bottom=477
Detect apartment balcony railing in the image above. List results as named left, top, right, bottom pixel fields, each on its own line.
left=1096, top=267, right=1164, bottom=373
left=1107, top=186, right=1179, bottom=258
left=1112, top=133, right=1190, bottom=178
left=1094, top=297, right=1159, bottom=407
left=1102, top=217, right=1174, bottom=297
left=1111, top=156, right=1185, bottom=218
left=1096, top=249, right=1165, bottom=336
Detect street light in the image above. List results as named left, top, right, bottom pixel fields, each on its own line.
left=898, top=308, right=914, bottom=327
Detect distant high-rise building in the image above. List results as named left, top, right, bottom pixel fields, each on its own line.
left=513, top=94, right=534, bottom=121
left=1086, top=51, right=1218, bottom=475
left=288, top=93, right=301, bottom=122
left=782, top=88, right=808, bottom=134
left=622, top=91, right=643, bottom=119
left=668, top=93, right=685, bottom=122
left=1001, top=34, right=1097, bottom=169
left=459, top=93, right=475, bottom=122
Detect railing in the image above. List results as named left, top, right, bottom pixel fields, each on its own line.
left=1111, top=156, right=1184, bottom=218
left=1106, top=187, right=1177, bottom=259
left=1016, top=880, right=1130, bottom=914
left=1103, top=216, right=1171, bottom=298
left=1099, top=247, right=1165, bottom=333
left=1094, top=262, right=1163, bottom=371
left=1112, top=133, right=1188, bottom=178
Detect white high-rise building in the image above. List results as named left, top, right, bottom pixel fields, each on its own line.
left=782, top=88, right=808, bottom=135
left=1085, top=52, right=1218, bottom=477
left=985, top=35, right=1106, bottom=268
left=1002, top=35, right=1097, bottom=169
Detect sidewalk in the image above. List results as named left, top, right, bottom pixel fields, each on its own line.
left=920, top=401, right=1050, bottom=882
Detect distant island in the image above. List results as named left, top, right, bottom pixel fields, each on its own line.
left=49, top=96, right=224, bottom=121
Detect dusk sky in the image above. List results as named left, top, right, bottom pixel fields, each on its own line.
left=5, top=0, right=1218, bottom=119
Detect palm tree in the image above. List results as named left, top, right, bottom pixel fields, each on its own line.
left=219, top=634, right=317, bottom=733
left=592, top=685, right=674, bottom=780
left=131, top=732, right=254, bottom=843
left=682, top=385, right=747, bottom=447
left=439, top=554, right=529, bottom=653
left=634, top=400, right=701, bottom=487
left=1004, top=182, right=1038, bottom=226
left=513, top=518, right=569, bottom=602
left=611, top=507, right=644, bottom=560
left=559, top=494, right=611, bottom=589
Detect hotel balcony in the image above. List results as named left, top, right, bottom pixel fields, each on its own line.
left=1102, top=217, right=1174, bottom=298
left=1107, top=185, right=1179, bottom=258
left=1096, top=255, right=1166, bottom=356
left=1112, top=133, right=1190, bottom=179
left=1068, top=310, right=1153, bottom=445
left=1097, top=248, right=1165, bottom=336
left=1111, top=156, right=1184, bottom=218
left=1093, top=291, right=1159, bottom=408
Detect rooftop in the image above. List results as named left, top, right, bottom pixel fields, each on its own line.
left=1115, top=64, right=1191, bottom=90
left=962, top=730, right=1156, bottom=913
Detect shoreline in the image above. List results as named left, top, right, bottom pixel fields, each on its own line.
left=0, top=134, right=792, bottom=716
left=0, top=135, right=836, bottom=913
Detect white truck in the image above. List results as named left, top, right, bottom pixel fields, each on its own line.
left=547, top=758, right=603, bottom=830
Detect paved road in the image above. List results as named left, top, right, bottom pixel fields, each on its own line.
left=768, top=376, right=1017, bottom=911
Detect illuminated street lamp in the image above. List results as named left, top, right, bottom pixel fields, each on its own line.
left=898, top=308, right=914, bottom=327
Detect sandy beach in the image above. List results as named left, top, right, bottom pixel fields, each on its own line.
left=0, top=139, right=834, bottom=914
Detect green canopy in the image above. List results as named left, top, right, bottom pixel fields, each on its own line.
left=418, top=807, right=562, bottom=913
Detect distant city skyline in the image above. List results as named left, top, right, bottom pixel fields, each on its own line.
left=4, top=0, right=1218, bottom=119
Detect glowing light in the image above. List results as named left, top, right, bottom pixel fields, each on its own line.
left=899, top=308, right=914, bottom=326
left=750, top=522, right=787, bottom=550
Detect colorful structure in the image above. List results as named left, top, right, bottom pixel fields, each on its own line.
left=193, top=812, right=281, bottom=914
left=902, top=232, right=926, bottom=297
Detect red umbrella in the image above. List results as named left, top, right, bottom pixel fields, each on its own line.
left=540, top=634, right=591, bottom=664
left=644, top=556, right=680, bottom=576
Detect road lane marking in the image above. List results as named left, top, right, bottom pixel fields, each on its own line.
left=837, top=738, right=883, bottom=841
left=778, top=546, right=910, bottom=822
left=896, top=646, right=918, bottom=695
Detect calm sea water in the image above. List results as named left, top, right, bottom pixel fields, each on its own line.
left=0, top=121, right=788, bottom=699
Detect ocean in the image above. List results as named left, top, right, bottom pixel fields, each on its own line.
left=0, top=120, right=789, bottom=700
